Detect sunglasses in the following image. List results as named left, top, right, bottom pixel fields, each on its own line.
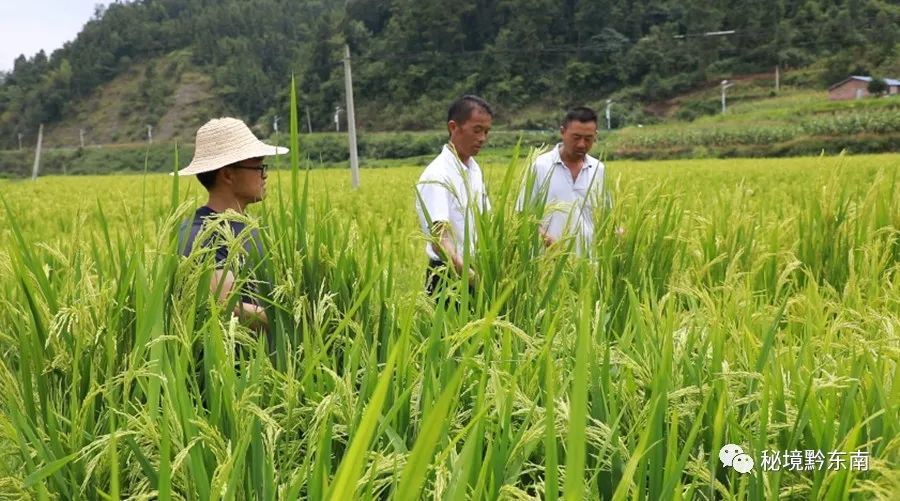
left=231, top=163, right=269, bottom=176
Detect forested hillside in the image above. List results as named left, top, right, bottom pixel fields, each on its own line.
left=1, top=0, right=898, bottom=148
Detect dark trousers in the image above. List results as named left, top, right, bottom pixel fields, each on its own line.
left=425, top=259, right=475, bottom=307
left=425, top=259, right=449, bottom=296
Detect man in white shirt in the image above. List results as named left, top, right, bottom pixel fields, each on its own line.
left=519, top=107, right=611, bottom=257
left=415, top=95, right=493, bottom=296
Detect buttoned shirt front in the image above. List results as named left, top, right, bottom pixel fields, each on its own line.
left=415, top=145, right=491, bottom=262
left=519, top=144, right=608, bottom=256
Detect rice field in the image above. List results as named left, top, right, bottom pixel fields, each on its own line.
left=610, top=109, right=900, bottom=150
left=0, top=147, right=898, bottom=499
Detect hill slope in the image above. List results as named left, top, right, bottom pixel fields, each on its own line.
left=603, top=72, right=900, bottom=159
left=40, top=51, right=223, bottom=148
left=1, top=81, right=897, bottom=178
left=1, top=0, right=899, bottom=150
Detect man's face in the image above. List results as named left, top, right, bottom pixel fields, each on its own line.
left=560, top=120, right=598, bottom=159
left=226, top=157, right=268, bottom=203
left=448, top=108, right=492, bottom=160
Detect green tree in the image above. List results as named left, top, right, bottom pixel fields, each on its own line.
left=867, top=77, right=888, bottom=96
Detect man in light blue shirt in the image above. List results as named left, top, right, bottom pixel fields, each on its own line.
left=416, top=95, right=494, bottom=296
left=519, top=107, right=613, bottom=257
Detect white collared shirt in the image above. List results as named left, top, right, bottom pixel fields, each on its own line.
left=415, top=144, right=491, bottom=261
left=518, top=144, right=609, bottom=256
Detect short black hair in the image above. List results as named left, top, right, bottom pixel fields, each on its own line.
left=563, top=106, right=598, bottom=127
left=196, top=169, right=219, bottom=190
left=447, top=95, right=494, bottom=124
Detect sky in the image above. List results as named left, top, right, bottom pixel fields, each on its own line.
left=0, top=1, right=101, bottom=72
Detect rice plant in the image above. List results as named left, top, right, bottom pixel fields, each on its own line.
left=0, top=87, right=897, bottom=499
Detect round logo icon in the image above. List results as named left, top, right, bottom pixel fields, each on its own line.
left=731, top=453, right=755, bottom=474
left=719, top=444, right=744, bottom=467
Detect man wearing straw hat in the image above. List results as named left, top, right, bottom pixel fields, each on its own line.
left=415, top=95, right=493, bottom=299
left=177, top=117, right=287, bottom=329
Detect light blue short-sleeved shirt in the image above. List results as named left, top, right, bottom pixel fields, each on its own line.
left=519, top=144, right=609, bottom=256
left=415, top=145, right=491, bottom=262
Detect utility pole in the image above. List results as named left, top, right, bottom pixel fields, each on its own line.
left=605, top=99, right=614, bottom=130
left=31, top=124, right=43, bottom=180
left=775, top=65, right=780, bottom=94
left=17, top=133, right=23, bottom=151
left=343, top=44, right=360, bottom=189
left=147, top=124, right=153, bottom=144
left=721, top=80, right=735, bottom=114
left=79, top=128, right=85, bottom=148
left=272, top=115, right=281, bottom=152
left=334, top=106, right=342, bottom=132
left=306, top=107, right=313, bottom=134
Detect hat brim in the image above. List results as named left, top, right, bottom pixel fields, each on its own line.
left=174, top=143, right=288, bottom=176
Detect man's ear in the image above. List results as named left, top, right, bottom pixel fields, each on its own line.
left=218, top=167, right=233, bottom=186
left=448, top=120, right=458, bottom=136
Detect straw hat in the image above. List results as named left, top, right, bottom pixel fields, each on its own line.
left=177, top=117, right=288, bottom=176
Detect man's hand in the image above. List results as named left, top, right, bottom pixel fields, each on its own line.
left=540, top=228, right=557, bottom=247
left=467, top=267, right=478, bottom=288
left=212, top=269, right=270, bottom=332
left=238, top=302, right=269, bottom=333
left=432, top=221, right=477, bottom=288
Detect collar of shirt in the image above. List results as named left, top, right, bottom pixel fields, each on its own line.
left=552, top=143, right=595, bottom=171
left=443, top=143, right=478, bottom=171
